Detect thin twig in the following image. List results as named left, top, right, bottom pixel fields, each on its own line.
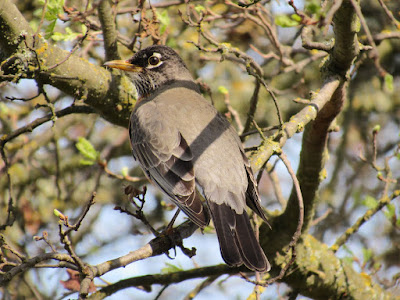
left=183, top=275, right=219, bottom=300
left=0, top=253, right=76, bottom=285
left=258, top=76, right=283, bottom=127
left=276, top=152, right=304, bottom=255
left=240, top=125, right=279, bottom=138
left=222, top=89, right=244, bottom=133
left=181, top=7, right=283, bottom=127
left=242, top=80, right=260, bottom=137
left=154, top=285, right=170, bottom=300
left=64, top=192, right=97, bottom=235
left=377, top=0, right=400, bottom=28
left=323, top=0, right=343, bottom=31
left=268, top=165, right=287, bottom=210
left=310, top=208, right=333, bottom=227
left=0, top=105, right=95, bottom=146
left=35, top=0, right=48, bottom=39
left=5, top=92, right=40, bottom=102
left=349, top=0, right=387, bottom=76
left=47, top=27, right=90, bottom=70
left=331, top=190, right=400, bottom=252
left=0, top=148, right=16, bottom=230
left=56, top=193, right=97, bottom=298
left=34, top=231, right=57, bottom=253
left=115, top=186, right=160, bottom=236
left=252, top=120, right=267, bottom=141
left=301, top=26, right=334, bottom=52
left=98, top=159, right=146, bottom=183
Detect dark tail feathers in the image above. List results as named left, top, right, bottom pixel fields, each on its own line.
left=208, top=201, right=270, bottom=272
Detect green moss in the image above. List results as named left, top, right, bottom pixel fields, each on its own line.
left=119, top=75, right=137, bottom=101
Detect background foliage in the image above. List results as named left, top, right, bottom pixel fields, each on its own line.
left=1, top=0, right=400, bottom=299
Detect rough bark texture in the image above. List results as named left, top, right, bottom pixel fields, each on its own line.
left=0, top=0, right=135, bottom=127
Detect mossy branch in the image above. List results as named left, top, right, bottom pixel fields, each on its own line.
left=0, top=0, right=135, bottom=127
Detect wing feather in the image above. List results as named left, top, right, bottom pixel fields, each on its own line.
left=129, top=110, right=209, bottom=227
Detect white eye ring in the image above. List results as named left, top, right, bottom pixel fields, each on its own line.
left=147, top=53, right=163, bottom=69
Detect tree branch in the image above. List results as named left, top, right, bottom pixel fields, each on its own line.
left=0, top=105, right=94, bottom=146
left=0, top=0, right=135, bottom=127
left=98, top=0, right=120, bottom=61
left=249, top=76, right=341, bottom=173
left=251, top=1, right=393, bottom=299
left=91, top=220, right=199, bottom=278
left=0, top=253, right=76, bottom=285
left=88, top=265, right=238, bottom=300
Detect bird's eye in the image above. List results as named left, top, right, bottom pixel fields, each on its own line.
left=148, top=55, right=161, bottom=66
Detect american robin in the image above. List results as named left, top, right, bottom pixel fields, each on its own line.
left=104, top=45, right=270, bottom=272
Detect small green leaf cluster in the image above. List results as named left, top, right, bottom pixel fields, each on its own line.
left=156, top=11, right=170, bottom=35
left=38, top=0, right=65, bottom=38
left=275, top=14, right=301, bottom=28
left=76, top=137, right=100, bottom=166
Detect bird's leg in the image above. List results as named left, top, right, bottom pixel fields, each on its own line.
left=165, top=209, right=180, bottom=234
left=161, top=209, right=180, bottom=260
left=162, top=209, right=198, bottom=260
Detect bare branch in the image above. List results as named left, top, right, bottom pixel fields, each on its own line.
left=0, top=105, right=95, bottom=146
left=98, top=0, right=120, bottom=61
left=331, top=190, right=400, bottom=252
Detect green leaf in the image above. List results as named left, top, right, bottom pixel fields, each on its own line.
left=372, top=262, right=382, bottom=271
left=342, top=256, right=354, bottom=265
left=372, top=124, right=381, bottom=134
left=51, top=26, right=81, bottom=41
left=48, top=0, right=65, bottom=21
left=0, top=102, right=9, bottom=114
left=76, top=137, right=99, bottom=162
left=342, top=244, right=354, bottom=256
left=384, top=203, right=395, bottom=219
left=384, top=73, right=393, bottom=92
left=218, top=86, right=229, bottom=95
left=291, top=14, right=302, bottom=22
left=39, top=0, right=65, bottom=21
left=81, top=24, right=88, bottom=34
left=362, top=195, right=378, bottom=209
left=121, top=166, right=129, bottom=177
left=79, top=159, right=95, bottom=166
left=45, top=20, right=57, bottom=39
left=50, top=32, right=65, bottom=41
left=161, top=262, right=183, bottom=274
left=275, top=15, right=300, bottom=27
left=156, top=11, right=170, bottom=35
left=195, top=5, right=206, bottom=14
left=202, top=225, right=214, bottom=234
left=362, top=248, right=373, bottom=262
left=38, top=0, right=65, bottom=37
left=53, top=208, right=63, bottom=218
left=305, top=0, right=321, bottom=15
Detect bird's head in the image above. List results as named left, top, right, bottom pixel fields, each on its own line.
left=104, top=45, right=194, bottom=97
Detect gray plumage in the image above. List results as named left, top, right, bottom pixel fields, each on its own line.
left=105, top=45, right=270, bottom=272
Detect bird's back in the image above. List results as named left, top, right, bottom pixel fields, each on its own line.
left=133, top=84, right=249, bottom=214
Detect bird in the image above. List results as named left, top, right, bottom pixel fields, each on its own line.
left=104, top=45, right=270, bottom=272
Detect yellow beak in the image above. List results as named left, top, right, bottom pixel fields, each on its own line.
left=104, top=60, right=142, bottom=72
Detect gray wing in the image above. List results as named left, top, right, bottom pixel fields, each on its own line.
left=129, top=104, right=209, bottom=228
